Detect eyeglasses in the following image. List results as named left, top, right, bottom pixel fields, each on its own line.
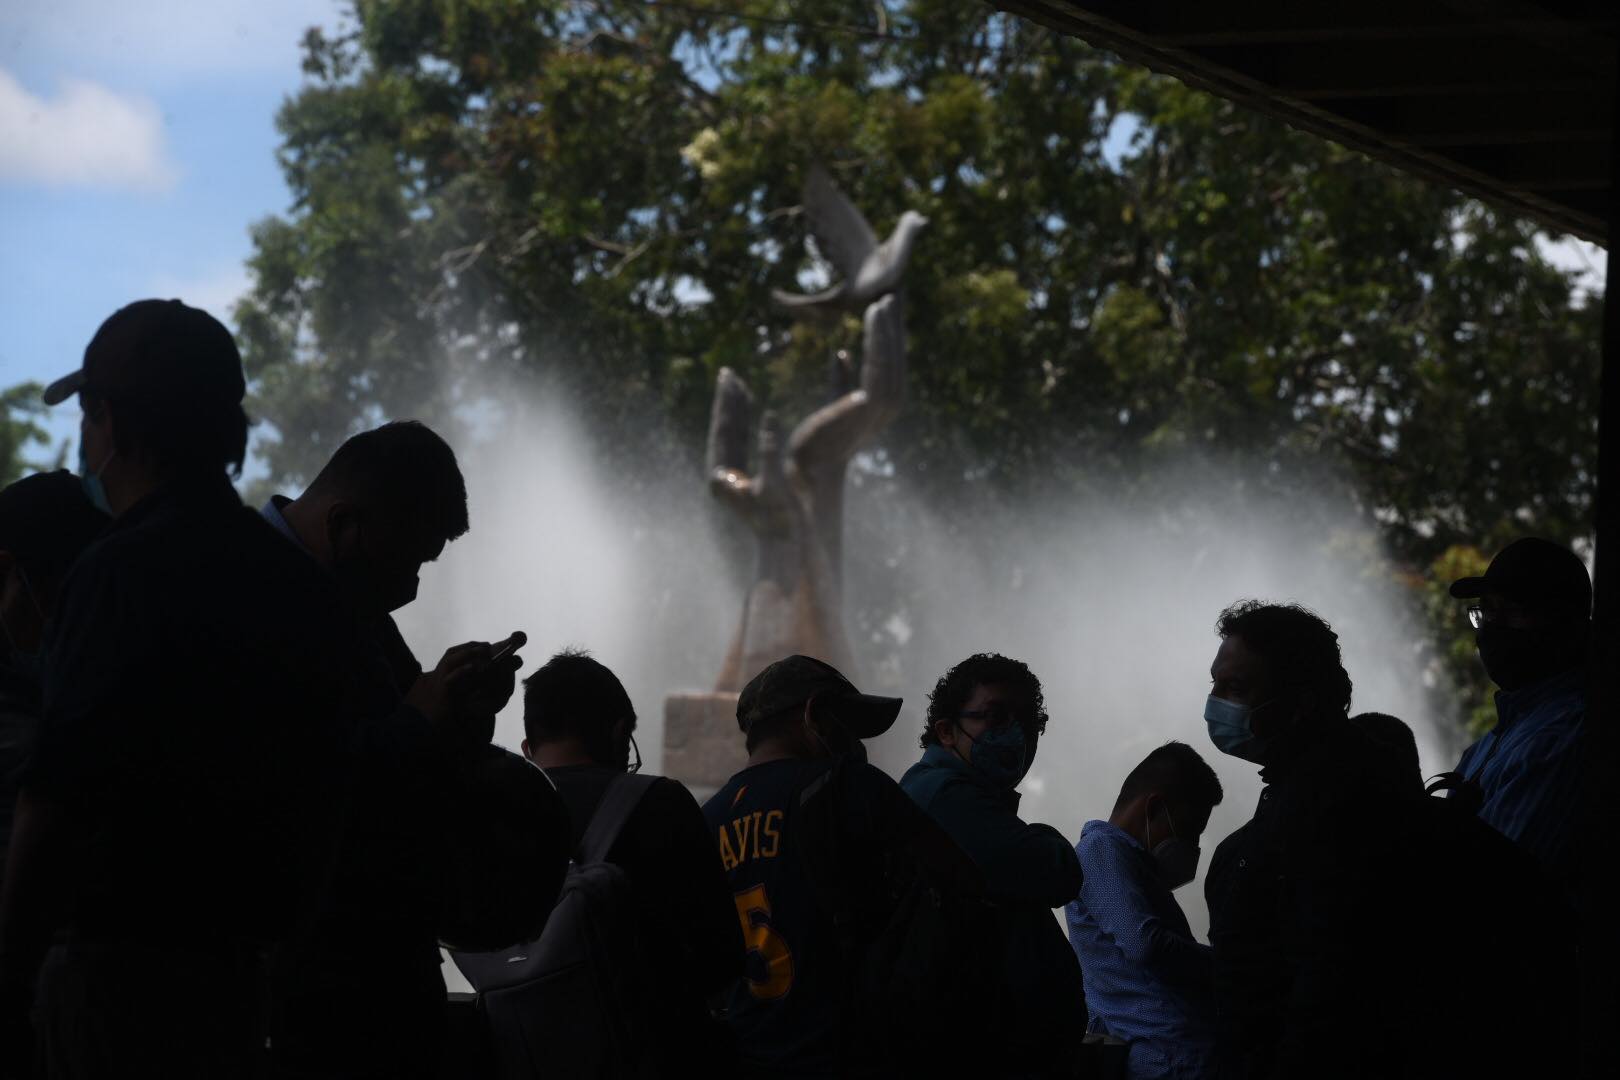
left=959, top=703, right=1034, bottom=728
left=1466, top=606, right=1486, bottom=629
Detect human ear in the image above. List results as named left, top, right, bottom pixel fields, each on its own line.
left=325, top=502, right=361, bottom=554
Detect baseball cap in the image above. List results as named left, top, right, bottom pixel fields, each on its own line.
left=42, top=299, right=245, bottom=408
left=0, top=470, right=110, bottom=575
left=1449, top=537, right=1592, bottom=619
left=737, top=654, right=902, bottom=739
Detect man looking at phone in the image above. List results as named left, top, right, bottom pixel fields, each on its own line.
left=259, top=420, right=563, bottom=1078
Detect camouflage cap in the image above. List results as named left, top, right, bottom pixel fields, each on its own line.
left=737, top=654, right=902, bottom=739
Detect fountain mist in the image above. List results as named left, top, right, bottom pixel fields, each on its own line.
left=400, top=388, right=1452, bottom=941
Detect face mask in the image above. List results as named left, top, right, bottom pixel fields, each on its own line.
left=962, top=721, right=1028, bottom=788
left=1146, top=801, right=1200, bottom=890
left=1475, top=625, right=1569, bottom=691
left=1205, top=695, right=1271, bottom=764
left=77, top=439, right=115, bottom=516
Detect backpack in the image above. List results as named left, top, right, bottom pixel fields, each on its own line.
left=450, top=772, right=660, bottom=1080
left=791, top=759, right=1006, bottom=1076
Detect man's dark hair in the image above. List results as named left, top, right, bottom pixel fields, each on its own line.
left=921, top=653, right=1049, bottom=748
left=523, top=649, right=635, bottom=759
left=1216, top=600, right=1353, bottom=720
left=1350, top=712, right=1423, bottom=791
left=1111, top=741, right=1224, bottom=819
left=308, top=420, right=469, bottom=544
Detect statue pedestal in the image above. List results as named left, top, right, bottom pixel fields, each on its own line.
left=662, top=691, right=747, bottom=798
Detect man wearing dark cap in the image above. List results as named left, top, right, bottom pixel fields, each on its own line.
left=1446, top=536, right=1590, bottom=889
left=702, top=655, right=981, bottom=1078
left=0, top=472, right=107, bottom=886
left=0, top=301, right=491, bottom=1077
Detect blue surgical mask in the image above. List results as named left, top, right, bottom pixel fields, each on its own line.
left=963, top=721, right=1028, bottom=788
left=77, top=439, right=115, bottom=516
left=1204, top=694, right=1271, bottom=764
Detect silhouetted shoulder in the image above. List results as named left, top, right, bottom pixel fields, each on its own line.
left=639, top=773, right=706, bottom=815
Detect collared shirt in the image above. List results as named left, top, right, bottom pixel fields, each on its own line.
left=1453, top=668, right=1584, bottom=888
left=260, top=494, right=308, bottom=554
left=1067, top=821, right=1215, bottom=1080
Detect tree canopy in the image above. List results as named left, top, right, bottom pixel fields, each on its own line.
left=1, top=383, right=51, bottom=488
left=233, top=0, right=1602, bottom=738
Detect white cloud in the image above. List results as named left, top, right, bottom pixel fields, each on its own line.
left=0, top=68, right=179, bottom=192
left=149, top=261, right=254, bottom=325
left=1534, top=234, right=1607, bottom=299
left=2, top=1, right=349, bottom=83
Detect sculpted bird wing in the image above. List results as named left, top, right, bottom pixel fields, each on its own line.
left=801, top=165, right=877, bottom=280
left=707, top=367, right=754, bottom=476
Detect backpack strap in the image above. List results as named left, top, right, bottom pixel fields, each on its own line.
left=577, top=772, right=659, bottom=865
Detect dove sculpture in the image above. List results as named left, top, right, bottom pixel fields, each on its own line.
left=772, top=165, right=928, bottom=317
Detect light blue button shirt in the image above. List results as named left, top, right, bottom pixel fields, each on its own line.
left=1454, top=668, right=1583, bottom=889
left=260, top=495, right=310, bottom=554
left=1066, top=820, right=1217, bottom=1079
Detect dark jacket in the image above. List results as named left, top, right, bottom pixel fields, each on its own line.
left=1204, top=719, right=1564, bottom=1079
left=30, top=477, right=393, bottom=947
left=0, top=660, right=39, bottom=890
left=901, top=746, right=1081, bottom=904
left=901, top=746, right=1086, bottom=1077
left=257, top=504, right=569, bottom=1080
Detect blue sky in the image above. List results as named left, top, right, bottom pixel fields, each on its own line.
left=1, top=0, right=349, bottom=452
left=2, top=0, right=1607, bottom=462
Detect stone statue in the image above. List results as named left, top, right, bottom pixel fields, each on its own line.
left=710, top=167, right=923, bottom=691
left=664, top=167, right=925, bottom=787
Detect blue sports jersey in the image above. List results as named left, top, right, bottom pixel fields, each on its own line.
left=704, top=756, right=950, bottom=1077
left=704, top=758, right=840, bottom=1076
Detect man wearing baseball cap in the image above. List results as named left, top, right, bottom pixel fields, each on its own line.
left=702, top=655, right=983, bottom=1077
left=1445, top=536, right=1590, bottom=889
left=0, top=301, right=483, bottom=1077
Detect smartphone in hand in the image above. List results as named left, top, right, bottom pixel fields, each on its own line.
left=489, top=631, right=526, bottom=664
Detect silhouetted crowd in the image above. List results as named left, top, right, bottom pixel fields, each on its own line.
left=0, top=301, right=1592, bottom=1079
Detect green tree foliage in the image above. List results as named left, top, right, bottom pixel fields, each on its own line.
left=237, top=0, right=1602, bottom=739
left=1, top=383, right=49, bottom=487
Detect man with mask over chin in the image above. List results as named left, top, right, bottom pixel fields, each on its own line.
left=1066, top=742, right=1223, bottom=1080
left=1444, top=537, right=1589, bottom=894
left=901, top=653, right=1086, bottom=1078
